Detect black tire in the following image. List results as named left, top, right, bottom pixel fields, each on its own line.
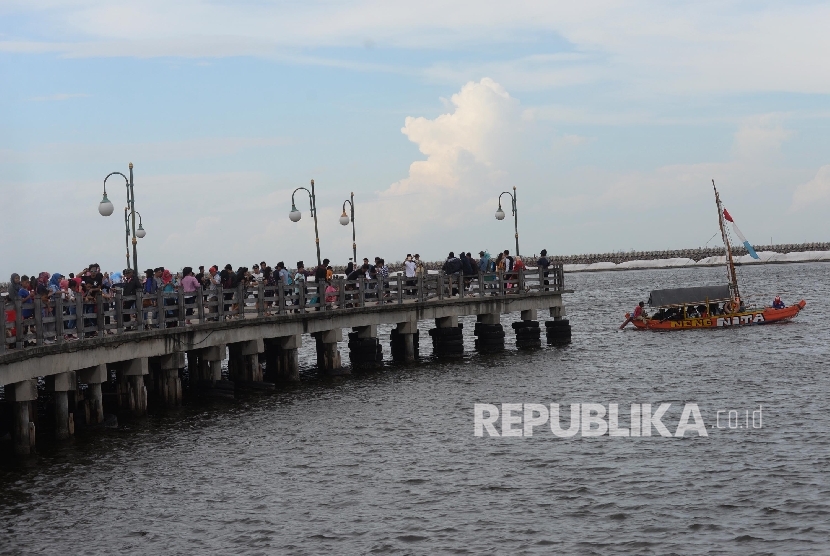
left=511, top=321, right=539, bottom=329
left=475, top=331, right=506, bottom=340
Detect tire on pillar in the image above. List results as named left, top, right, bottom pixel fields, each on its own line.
left=513, top=321, right=541, bottom=349
left=474, top=313, right=504, bottom=353
left=545, top=319, right=572, bottom=345
left=348, top=325, right=383, bottom=370
left=430, top=316, right=464, bottom=357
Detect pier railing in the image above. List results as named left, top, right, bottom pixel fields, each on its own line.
left=1, top=265, right=564, bottom=352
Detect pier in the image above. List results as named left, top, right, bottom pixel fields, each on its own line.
left=1, top=267, right=570, bottom=455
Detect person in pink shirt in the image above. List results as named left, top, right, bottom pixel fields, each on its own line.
left=181, top=267, right=201, bottom=324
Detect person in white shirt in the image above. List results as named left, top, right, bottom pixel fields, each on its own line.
left=404, top=254, right=416, bottom=295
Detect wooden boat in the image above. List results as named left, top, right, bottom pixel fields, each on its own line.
left=621, top=181, right=806, bottom=330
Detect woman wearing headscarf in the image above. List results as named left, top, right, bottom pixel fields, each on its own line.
left=7, top=274, right=21, bottom=302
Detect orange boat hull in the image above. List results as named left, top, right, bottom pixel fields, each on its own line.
left=629, top=300, right=806, bottom=330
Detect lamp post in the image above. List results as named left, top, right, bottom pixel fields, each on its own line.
left=100, top=162, right=144, bottom=271
left=495, top=185, right=519, bottom=256
left=339, top=192, right=357, bottom=263
left=289, top=178, right=322, bottom=266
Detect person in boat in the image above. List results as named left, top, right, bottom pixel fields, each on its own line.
left=698, top=304, right=709, bottom=318
left=632, top=301, right=648, bottom=320
left=772, top=296, right=785, bottom=309
left=686, top=306, right=698, bottom=318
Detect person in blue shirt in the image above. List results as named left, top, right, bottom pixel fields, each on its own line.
left=18, top=276, right=34, bottom=319
left=772, top=296, right=785, bottom=309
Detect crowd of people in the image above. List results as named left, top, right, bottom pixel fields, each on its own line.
left=3, top=248, right=552, bottom=344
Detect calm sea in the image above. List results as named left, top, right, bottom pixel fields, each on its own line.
left=1, top=262, right=828, bottom=555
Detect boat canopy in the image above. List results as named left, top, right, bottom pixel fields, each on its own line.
left=648, top=285, right=732, bottom=307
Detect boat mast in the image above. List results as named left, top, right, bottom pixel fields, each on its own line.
left=712, top=179, right=740, bottom=301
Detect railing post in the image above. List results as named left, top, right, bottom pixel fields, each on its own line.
left=177, top=288, right=185, bottom=327
left=0, top=301, right=6, bottom=354
left=438, top=272, right=444, bottom=300
left=238, top=283, right=246, bottom=318
left=338, top=277, right=346, bottom=309
left=197, top=287, right=205, bottom=323
left=157, top=289, right=164, bottom=328
left=498, top=271, right=504, bottom=298
left=217, top=288, right=226, bottom=321
left=299, top=280, right=307, bottom=313
left=538, top=266, right=545, bottom=292
left=518, top=269, right=525, bottom=292
left=15, top=299, right=24, bottom=348
left=115, top=290, right=124, bottom=334
left=136, top=291, right=144, bottom=329
left=358, top=276, right=365, bottom=307
left=34, top=297, right=44, bottom=345
left=397, top=275, right=403, bottom=304
left=417, top=273, right=424, bottom=303
left=55, top=294, right=64, bottom=343
left=257, top=281, right=265, bottom=317
left=75, top=293, right=84, bottom=338
left=278, top=283, right=285, bottom=315
left=96, top=292, right=105, bottom=334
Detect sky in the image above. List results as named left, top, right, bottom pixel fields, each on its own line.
left=1, top=1, right=829, bottom=276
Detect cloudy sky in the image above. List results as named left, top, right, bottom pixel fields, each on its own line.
left=2, top=1, right=829, bottom=276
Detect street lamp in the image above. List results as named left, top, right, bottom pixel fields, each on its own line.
left=495, top=186, right=520, bottom=256
left=339, top=192, right=357, bottom=263
left=289, top=179, right=322, bottom=266
left=101, top=162, right=144, bottom=271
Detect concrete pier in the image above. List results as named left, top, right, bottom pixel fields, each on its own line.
left=314, top=329, right=345, bottom=375
left=390, top=320, right=418, bottom=362
left=1, top=266, right=571, bottom=454
left=263, top=335, right=302, bottom=383
left=5, top=379, right=37, bottom=455
left=47, top=371, right=76, bottom=439
left=79, top=364, right=107, bottom=424
left=112, top=358, right=148, bottom=417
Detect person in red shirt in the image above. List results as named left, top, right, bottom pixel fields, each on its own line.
left=632, top=301, right=648, bottom=320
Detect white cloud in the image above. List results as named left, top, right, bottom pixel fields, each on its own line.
left=3, top=2, right=830, bottom=94
left=732, top=114, right=794, bottom=159
left=789, top=165, right=830, bottom=213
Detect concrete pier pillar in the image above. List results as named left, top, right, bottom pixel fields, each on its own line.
left=264, top=335, right=302, bottom=383
left=348, top=325, right=382, bottom=369
left=390, top=320, right=418, bottom=362
left=314, top=329, right=346, bottom=375
left=5, top=380, right=37, bottom=455
left=194, top=345, right=225, bottom=385
left=513, top=310, right=541, bottom=349
left=228, top=340, right=265, bottom=384
left=474, top=313, right=505, bottom=353
left=156, top=352, right=184, bottom=407
left=111, top=358, right=149, bottom=417
left=430, top=316, right=464, bottom=357
left=47, top=372, right=76, bottom=439
left=79, top=364, right=107, bottom=424
left=546, top=305, right=572, bottom=345
left=189, top=345, right=234, bottom=398
left=187, top=351, right=199, bottom=387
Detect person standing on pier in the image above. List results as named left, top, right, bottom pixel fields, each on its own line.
left=537, top=249, right=550, bottom=290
